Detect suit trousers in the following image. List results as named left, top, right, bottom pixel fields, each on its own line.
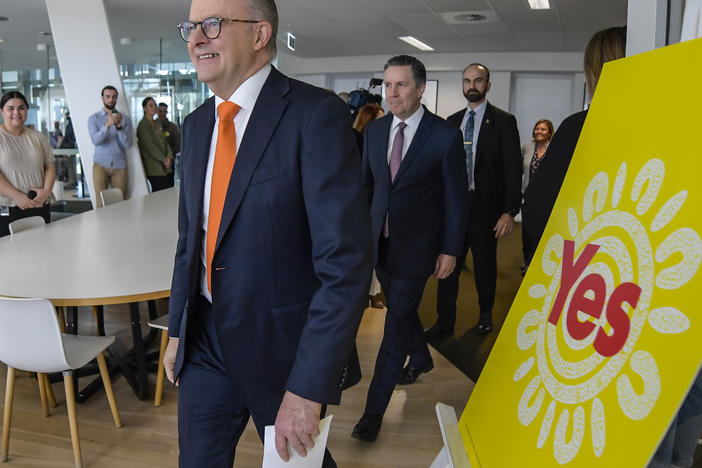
left=436, top=192, right=498, bottom=324
left=364, top=238, right=432, bottom=417
left=178, top=295, right=337, bottom=468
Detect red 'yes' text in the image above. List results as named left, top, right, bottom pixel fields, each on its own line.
left=548, top=240, right=641, bottom=357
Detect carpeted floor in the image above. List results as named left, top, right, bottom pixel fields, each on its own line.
left=415, top=222, right=526, bottom=382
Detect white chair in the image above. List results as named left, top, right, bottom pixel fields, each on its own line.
left=147, top=314, right=170, bottom=407
left=0, top=297, right=122, bottom=468
left=8, top=216, right=45, bottom=235
left=99, top=188, right=123, bottom=207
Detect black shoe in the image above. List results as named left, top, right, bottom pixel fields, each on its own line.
left=423, top=322, right=454, bottom=340
left=477, top=315, right=493, bottom=335
left=351, top=412, right=382, bottom=442
left=397, top=362, right=434, bottom=385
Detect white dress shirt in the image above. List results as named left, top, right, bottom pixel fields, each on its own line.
left=460, top=99, right=487, bottom=190
left=387, top=105, right=425, bottom=164
left=200, top=64, right=272, bottom=302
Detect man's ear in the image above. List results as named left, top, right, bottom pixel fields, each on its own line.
left=418, top=82, right=426, bottom=98
left=253, top=21, right=273, bottom=52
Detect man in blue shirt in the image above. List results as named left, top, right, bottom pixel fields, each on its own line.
left=87, top=85, right=132, bottom=207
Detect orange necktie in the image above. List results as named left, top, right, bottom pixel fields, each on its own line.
left=206, top=101, right=240, bottom=293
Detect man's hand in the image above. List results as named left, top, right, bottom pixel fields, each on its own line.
left=163, top=337, right=179, bottom=386
left=105, top=113, right=116, bottom=128
left=114, top=113, right=123, bottom=129
left=163, top=157, right=174, bottom=169
left=433, top=254, right=456, bottom=279
left=493, top=213, right=515, bottom=238
left=274, top=391, right=322, bottom=461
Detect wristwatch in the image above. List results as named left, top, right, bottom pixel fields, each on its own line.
left=507, top=208, right=519, bottom=217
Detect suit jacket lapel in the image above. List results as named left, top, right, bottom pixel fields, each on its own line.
left=392, top=108, right=433, bottom=186
left=374, top=115, right=392, bottom=186
left=476, top=102, right=495, bottom=166
left=188, top=98, right=215, bottom=236
left=215, top=66, right=290, bottom=254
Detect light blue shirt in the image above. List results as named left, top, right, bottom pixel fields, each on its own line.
left=87, top=109, right=133, bottom=169
left=460, top=100, right=487, bottom=190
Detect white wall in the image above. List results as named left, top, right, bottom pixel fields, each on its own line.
left=278, top=51, right=583, bottom=120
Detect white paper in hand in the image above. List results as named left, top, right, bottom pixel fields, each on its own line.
left=262, top=415, right=333, bottom=468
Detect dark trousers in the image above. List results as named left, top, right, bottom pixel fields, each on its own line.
left=0, top=204, right=50, bottom=237
left=147, top=175, right=174, bottom=192
left=178, top=296, right=336, bottom=468
left=364, top=239, right=432, bottom=417
left=436, top=194, right=498, bottom=324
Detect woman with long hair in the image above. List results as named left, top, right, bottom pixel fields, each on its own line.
left=137, top=96, right=174, bottom=192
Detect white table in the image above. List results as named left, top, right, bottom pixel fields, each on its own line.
left=0, top=187, right=179, bottom=399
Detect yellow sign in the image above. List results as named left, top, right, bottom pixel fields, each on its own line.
left=459, top=38, right=702, bottom=467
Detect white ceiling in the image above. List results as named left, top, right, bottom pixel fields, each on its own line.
left=0, top=0, right=627, bottom=72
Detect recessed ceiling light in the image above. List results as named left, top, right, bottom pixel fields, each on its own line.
left=0, top=39, right=5, bottom=43
left=37, top=31, right=52, bottom=36
left=398, top=36, right=434, bottom=52
left=527, top=0, right=550, bottom=9
left=120, top=37, right=132, bottom=45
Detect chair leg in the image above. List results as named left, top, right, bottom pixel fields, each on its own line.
left=154, top=330, right=168, bottom=407
left=57, top=307, right=67, bottom=333
left=37, top=373, right=50, bottom=417
left=41, top=373, right=57, bottom=408
left=95, top=353, right=122, bottom=428
left=2, top=367, right=16, bottom=462
left=62, top=371, right=82, bottom=468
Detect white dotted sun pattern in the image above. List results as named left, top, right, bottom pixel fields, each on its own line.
left=514, top=159, right=702, bottom=464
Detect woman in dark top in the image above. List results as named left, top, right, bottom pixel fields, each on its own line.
left=520, top=119, right=554, bottom=272
left=522, top=26, right=627, bottom=263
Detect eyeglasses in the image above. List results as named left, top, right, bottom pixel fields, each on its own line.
left=177, top=17, right=259, bottom=42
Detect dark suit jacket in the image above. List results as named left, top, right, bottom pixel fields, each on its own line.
left=363, top=108, right=467, bottom=302
left=447, top=102, right=522, bottom=225
left=168, top=66, right=373, bottom=406
left=522, top=110, right=588, bottom=244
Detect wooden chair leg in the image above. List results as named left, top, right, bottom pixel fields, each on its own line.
left=56, top=306, right=67, bottom=333
left=96, top=353, right=122, bottom=428
left=62, top=372, right=82, bottom=468
left=2, top=367, right=16, bottom=462
left=154, top=330, right=168, bottom=407
left=37, top=373, right=50, bottom=417
left=41, top=373, right=57, bottom=408
left=92, top=306, right=100, bottom=335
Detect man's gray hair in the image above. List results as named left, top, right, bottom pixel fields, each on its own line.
left=249, top=0, right=278, bottom=55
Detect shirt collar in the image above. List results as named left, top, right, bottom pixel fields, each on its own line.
left=391, top=105, right=424, bottom=129
left=469, top=99, right=487, bottom=117
left=214, top=63, right=272, bottom=120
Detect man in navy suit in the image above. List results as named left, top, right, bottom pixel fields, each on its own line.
left=351, top=55, right=467, bottom=443
left=428, top=63, right=522, bottom=338
left=163, top=0, right=372, bottom=466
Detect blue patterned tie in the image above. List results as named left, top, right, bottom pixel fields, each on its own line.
left=464, top=110, right=475, bottom=188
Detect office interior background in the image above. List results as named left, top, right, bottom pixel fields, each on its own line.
left=0, top=0, right=678, bottom=155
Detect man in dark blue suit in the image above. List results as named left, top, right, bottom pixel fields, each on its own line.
left=164, top=0, right=372, bottom=466
left=351, top=55, right=468, bottom=443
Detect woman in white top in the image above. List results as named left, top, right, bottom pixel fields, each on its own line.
left=519, top=119, right=553, bottom=273
left=0, top=91, right=56, bottom=237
